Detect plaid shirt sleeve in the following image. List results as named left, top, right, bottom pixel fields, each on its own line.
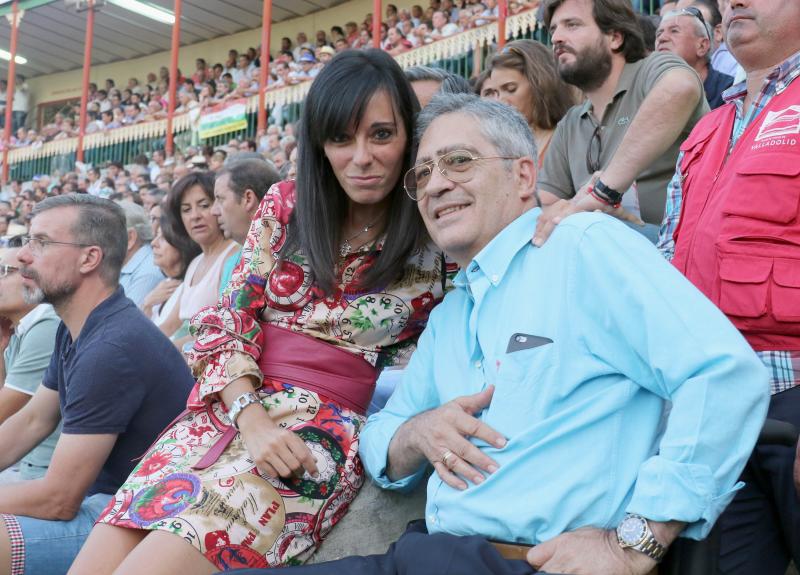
left=657, top=152, right=685, bottom=262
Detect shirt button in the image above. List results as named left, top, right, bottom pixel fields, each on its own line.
left=474, top=360, right=482, bottom=369
left=428, top=515, right=436, bottom=524
left=515, top=335, right=528, bottom=343
left=491, top=274, right=499, bottom=283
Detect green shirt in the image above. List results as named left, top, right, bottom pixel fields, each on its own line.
left=3, top=305, right=61, bottom=478
left=538, top=52, right=709, bottom=225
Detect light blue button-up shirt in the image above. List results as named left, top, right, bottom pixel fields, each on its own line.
left=361, top=208, right=769, bottom=544
left=119, top=244, right=164, bottom=307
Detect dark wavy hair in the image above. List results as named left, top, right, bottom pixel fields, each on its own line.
left=165, top=171, right=216, bottom=238
left=283, top=48, right=424, bottom=294
left=159, top=212, right=201, bottom=280
left=544, top=0, right=646, bottom=63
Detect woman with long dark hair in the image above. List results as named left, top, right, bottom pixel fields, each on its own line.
left=72, top=49, right=450, bottom=574
left=480, top=39, right=578, bottom=166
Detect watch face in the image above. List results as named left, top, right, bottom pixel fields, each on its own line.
left=618, top=516, right=647, bottom=546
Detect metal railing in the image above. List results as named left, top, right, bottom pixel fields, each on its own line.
left=5, top=9, right=549, bottom=180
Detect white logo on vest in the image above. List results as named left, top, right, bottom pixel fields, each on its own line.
left=754, top=105, right=800, bottom=142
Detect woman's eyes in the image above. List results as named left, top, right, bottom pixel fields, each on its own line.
left=372, top=128, right=395, bottom=141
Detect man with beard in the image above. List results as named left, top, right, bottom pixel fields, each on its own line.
left=658, top=0, right=800, bottom=571
left=533, top=0, right=709, bottom=245
left=0, top=195, right=193, bottom=575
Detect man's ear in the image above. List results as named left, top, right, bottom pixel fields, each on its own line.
left=79, top=245, right=105, bottom=276
left=242, top=188, right=260, bottom=212
left=127, top=227, right=137, bottom=252
left=515, top=157, right=538, bottom=202
left=608, top=29, right=624, bottom=53
left=697, top=36, right=711, bottom=59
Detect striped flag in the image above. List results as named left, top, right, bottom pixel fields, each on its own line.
left=199, top=98, right=248, bottom=139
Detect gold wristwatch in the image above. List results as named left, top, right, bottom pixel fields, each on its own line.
left=616, top=513, right=668, bottom=562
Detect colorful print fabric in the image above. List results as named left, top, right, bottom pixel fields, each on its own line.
left=97, top=181, right=451, bottom=569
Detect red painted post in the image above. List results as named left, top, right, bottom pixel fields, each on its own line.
left=2, top=0, right=20, bottom=183
left=372, top=0, right=381, bottom=49
left=76, top=0, right=95, bottom=164
left=165, top=0, right=183, bottom=157
left=257, top=0, right=272, bottom=136
left=498, top=0, right=508, bottom=50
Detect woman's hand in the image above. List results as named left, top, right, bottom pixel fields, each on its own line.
left=142, top=278, right=181, bottom=316
left=236, top=400, right=320, bottom=479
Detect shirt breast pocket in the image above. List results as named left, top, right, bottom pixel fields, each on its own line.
left=483, top=344, right=555, bottom=437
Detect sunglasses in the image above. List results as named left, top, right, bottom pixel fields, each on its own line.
left=679, top=6, right=711, bottom=40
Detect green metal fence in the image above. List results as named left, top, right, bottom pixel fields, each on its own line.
left=9, top=3, right=661, bottom=178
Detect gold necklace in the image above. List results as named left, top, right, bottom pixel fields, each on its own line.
left=339, top=215, right=383, bottom=257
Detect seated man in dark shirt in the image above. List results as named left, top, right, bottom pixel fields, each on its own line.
left=0, top=194, right=194, bottom=575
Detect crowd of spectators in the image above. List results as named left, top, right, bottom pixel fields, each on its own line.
left=0, top=0, right=798, bottom=573
left=7, top=0, right=546, bottom=150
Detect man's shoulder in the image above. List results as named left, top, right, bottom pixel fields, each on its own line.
left=81, top=296, right=175, bottom=357
left=553, top=212, right=633, bottom=249
left=17, top=311, right=60, bottom=346
left=631, top=51, right=693, bottom=83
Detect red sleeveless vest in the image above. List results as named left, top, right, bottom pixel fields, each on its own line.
left=671, top=79, right=800, bottom=351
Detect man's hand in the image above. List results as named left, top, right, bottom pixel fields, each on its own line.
left=527, top=528, right=657, bottom=575
left=392, top=386, right=506, bottom=490
left=533, top=175, right=644, bottom=246
left=237, top=401, right=319, bottom=480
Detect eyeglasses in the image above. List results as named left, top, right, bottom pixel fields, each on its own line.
left=680, top=6, right=711, bottom=40
left=20, top=235, right=93, bottom=254
left=0, top=264, right=18, bottom=278
left=585, top=124, right=603, bottom=174
left=404, top=149, right=520, bottom=201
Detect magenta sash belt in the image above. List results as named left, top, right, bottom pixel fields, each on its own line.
left=191, top=323, right=378, bottom=470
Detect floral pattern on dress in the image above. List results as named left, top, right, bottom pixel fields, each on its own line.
left=97, top=181, right=453, bottom=569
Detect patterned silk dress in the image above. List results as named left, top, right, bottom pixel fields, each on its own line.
left=96, top=181, right=451, bottom=570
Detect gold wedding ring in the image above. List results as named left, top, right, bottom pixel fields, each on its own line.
left=441, top=450, right=455, bottom=468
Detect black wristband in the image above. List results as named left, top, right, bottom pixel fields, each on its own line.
left=593, top=179, right=624, bottom=207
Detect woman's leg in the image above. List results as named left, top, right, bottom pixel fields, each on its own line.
left=68, top=524, right=147, bottom=575
left=114, top=530, right=217, bottom=575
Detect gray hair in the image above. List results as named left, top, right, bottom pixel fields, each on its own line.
left=117, top=200, right=154, bottom=243
left=405, top=66, right=472, bottom=96
left=662, top=9, right=712, bottom=55
left=32, top=194, right=128, bottom=285
left=416, top=93, right=538, bottom=163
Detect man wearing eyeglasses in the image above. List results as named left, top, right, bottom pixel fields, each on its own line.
left=532, top=0, right=709, bottom=245
left=657, top=0, right=800, bottom=572
left=656, top=8, right=734, bottom=108
left=0, top=195, right=193, bottom=575
left=249, top=95, right=768, bottom=575
left=0, top=237, right=60, bottom=481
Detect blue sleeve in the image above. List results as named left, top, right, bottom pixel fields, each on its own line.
left=60, top=342, right=147, bottom=435
left=122, top=269, right=165, bottom=308
left=573, top=217, right=770, bottom=539
left=359, top=310, right=442, bottom=492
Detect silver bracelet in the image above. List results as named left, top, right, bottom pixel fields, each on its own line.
left=228, top=391, right=261, bottom=429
